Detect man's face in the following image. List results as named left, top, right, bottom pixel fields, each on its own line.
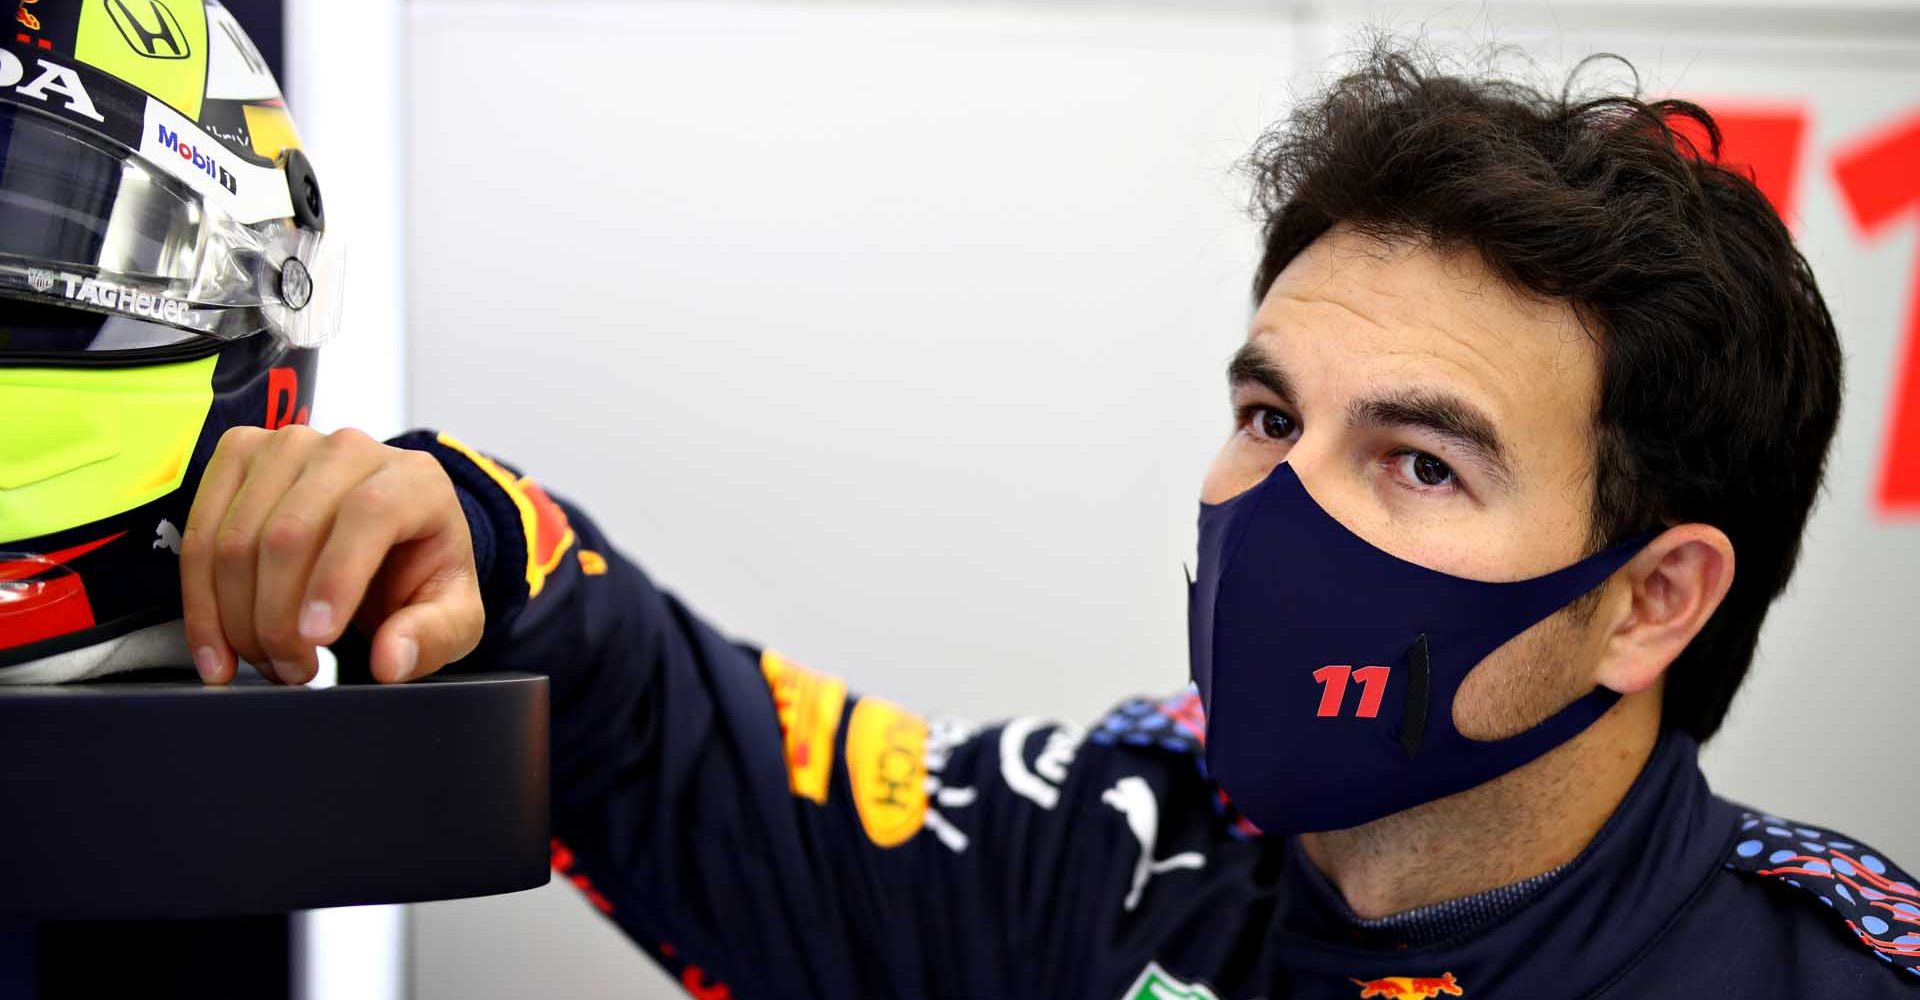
left=1203, top=225, right=1617, bottom=739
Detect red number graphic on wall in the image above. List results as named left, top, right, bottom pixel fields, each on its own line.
left=1833, top=112, right=1920, bottom=515
left=1673, top=105, right=1811, bottom=222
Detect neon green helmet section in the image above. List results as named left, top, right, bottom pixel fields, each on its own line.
left=74, top=0, right=211, bottom=120
left=0, top=355, right=216, bottom=545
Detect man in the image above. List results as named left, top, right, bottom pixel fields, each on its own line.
left=4, top=30, right=1911, bottom=999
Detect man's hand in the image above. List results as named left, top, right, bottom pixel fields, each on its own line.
left=180, top=426, right=485, bottom=686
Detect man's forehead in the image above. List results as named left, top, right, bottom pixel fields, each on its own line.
left=1248, top=229, right=1595, bottom=420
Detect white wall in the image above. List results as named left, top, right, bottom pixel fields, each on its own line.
left=407, top=3, right=1303, bottom=995
left=284, top=0, right=410, bottom=997
left=291, top=0, right=408, bottom=442
left=399, top=2, right=1920, bottom=997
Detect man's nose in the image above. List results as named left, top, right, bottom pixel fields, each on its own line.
left=1228, top=434, right=1338, bottom=503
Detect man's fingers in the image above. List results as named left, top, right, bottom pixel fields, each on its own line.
left=302, top=450, right=460, bottom=644
left=210, top=426, right=324, bottom=681
left=250, top=429, right=389, bottom=685
left=182, top=425, right=480, bottom=687
left=367, top=577, right=484, bottom=684
left=344, top=452, right=482, bottom=684
left=180, top=427, right=268, bottom=684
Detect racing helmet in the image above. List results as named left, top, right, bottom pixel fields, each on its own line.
left=0, top=0, right=341, bottom=683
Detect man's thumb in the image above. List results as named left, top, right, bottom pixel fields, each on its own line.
left=367, top=581, right=484, bottom=683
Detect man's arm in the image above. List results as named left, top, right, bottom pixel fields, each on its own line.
left=181, top=425, right=1248, bottom=998
left=395, top=428, right=1075, bottom=996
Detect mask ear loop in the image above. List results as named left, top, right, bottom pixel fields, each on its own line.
left=1400, top=633, right=1430, bottom=757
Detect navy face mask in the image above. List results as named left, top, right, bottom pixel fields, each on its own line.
left=1189, top=462, right=1655, bottom=835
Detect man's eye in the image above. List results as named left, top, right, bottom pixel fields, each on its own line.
left=1246, top=407, right=1298, bottom=442
left=1395, top=450, right=1456, bottom=488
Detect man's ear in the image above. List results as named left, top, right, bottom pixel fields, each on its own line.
left=1592, top=524, right=1736, bottom=695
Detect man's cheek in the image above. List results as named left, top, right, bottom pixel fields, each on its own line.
left=1452, top=610, right=1597, bottom=741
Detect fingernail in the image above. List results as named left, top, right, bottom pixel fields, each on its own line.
left=273, top=660, right=306, bottom=686
left=392, top=635, right=419, bottom=683
left=298, top=601, right=334, bottom=642
left=194, top=646, right=222, bottom=684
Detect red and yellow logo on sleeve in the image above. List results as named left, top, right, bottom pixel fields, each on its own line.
left=846, top=696, right=929, bottom=848
left=434, top=432, right=575, bottom=598
left=1350, top=973, right=1465, bottom=998
left=759, top=651, right=847, bottom=805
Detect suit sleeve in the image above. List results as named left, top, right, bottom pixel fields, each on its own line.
left=388, top=430, right=1232, bottom=1000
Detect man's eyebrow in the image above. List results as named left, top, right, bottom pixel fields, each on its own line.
left=1348, top=390, right=1517, bottom=490
left=1227, top=342, right=1295, bottom=403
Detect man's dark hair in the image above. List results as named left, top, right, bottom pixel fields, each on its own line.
left=1248, top=45, right=1844, bottom=741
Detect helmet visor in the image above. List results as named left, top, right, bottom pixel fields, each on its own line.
left=0, top=101, right=201, bottom=282
left=0, top=103, right=338, bottom=355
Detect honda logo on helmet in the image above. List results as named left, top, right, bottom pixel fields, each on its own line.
left=0, top=51, right=107, bottom=123
left=105, top=0, right=191, bottom=61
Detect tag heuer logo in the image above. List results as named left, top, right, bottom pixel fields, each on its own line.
left=26, top=268, right=56, bottom=293
left=1119, top=962, right=1223, bottom=1000
left=105, top=0, right=192, bottom=60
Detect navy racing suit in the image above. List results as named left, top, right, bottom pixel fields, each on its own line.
left=399, top=430, right=1920, bottom=1000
